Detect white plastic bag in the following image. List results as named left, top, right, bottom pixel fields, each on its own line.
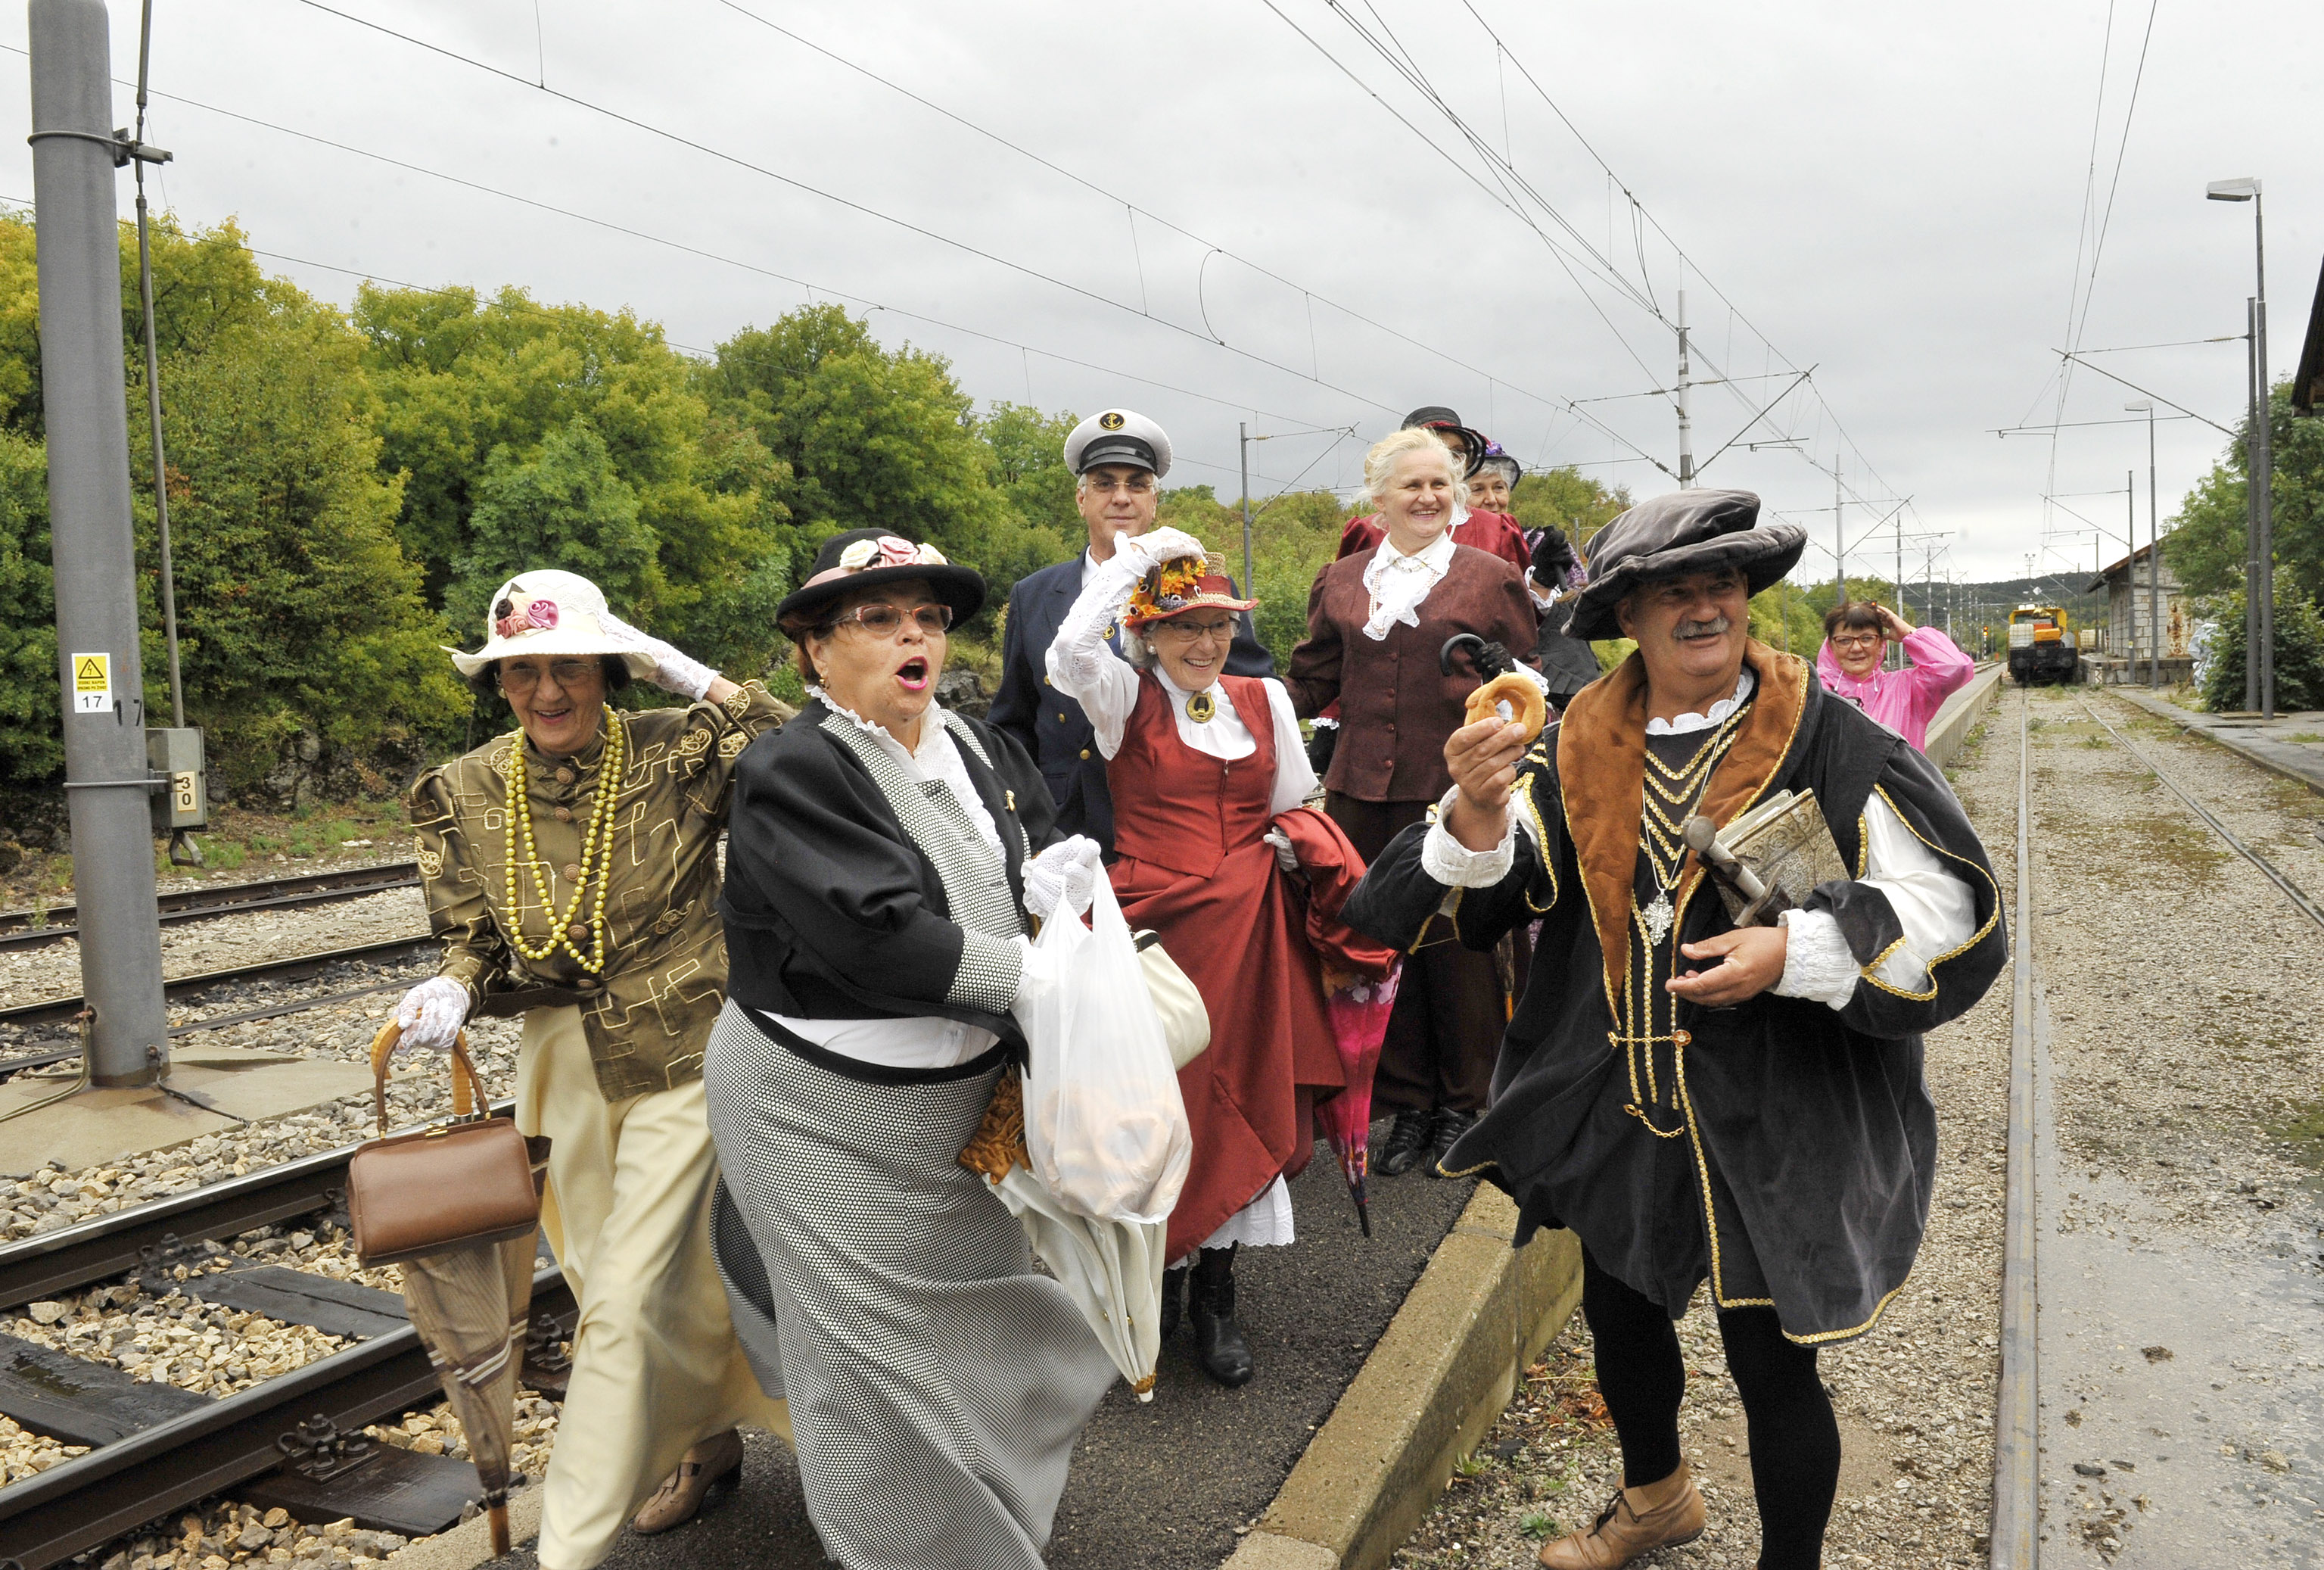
left=1021, top=877, right=1193, bottom=1225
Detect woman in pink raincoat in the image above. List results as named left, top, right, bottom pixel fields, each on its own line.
left=1813, top=601, right=1974, bottom=752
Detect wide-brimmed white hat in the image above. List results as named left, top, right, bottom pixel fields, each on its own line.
left=443, top=570, right=655, bottom=680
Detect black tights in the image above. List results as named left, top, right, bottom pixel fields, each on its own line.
left=1579, top=1248, right=1840, bottom=1570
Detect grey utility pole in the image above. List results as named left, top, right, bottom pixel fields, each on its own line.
left=1675, top=289, right=1694, bottom=487
left=1832, top=457, right=1844, bottom=600
left=31, top=0, right=170, bottom=1086
left=2211, top=178, right=2270, bottom=715
left=1238, top=421, right=1252, bottom=600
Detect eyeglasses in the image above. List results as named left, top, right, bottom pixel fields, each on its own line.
left=1083, top=474, right=1155, bottom=496
left=1152, top=619, right=1235, bottom=645
left=829, top=603, right=953, bottom=638
left=1830, top=634, right=1882, bottom=651
left=499, top=659, right=601, bottom=695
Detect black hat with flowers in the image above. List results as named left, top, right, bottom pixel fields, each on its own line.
left=776, top=528, right=988, bottom=628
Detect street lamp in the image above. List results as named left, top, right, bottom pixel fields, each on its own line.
left=2208, top=176, right=2271, bottom=715
left=2124, top=400, right=2161, bottom=687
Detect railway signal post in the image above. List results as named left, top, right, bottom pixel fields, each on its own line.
left=30, top=0, right=170, bottom=1087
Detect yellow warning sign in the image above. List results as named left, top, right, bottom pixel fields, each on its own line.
left=70, top=651, right=112, bottom=713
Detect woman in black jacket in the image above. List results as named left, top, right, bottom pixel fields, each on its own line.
left=708, top=528, right=1115, bottom=1570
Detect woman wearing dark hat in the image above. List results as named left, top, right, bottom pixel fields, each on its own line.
left=1346, top=490, right=2002, bottom=1570
left=1286, top=427, right=1539, bottom=1179
left=708, top=528, right=1118, bottom=1570
left=394, top=570, right=795, bottom=1569
left=1046, top=524, right=1352, bottom=1387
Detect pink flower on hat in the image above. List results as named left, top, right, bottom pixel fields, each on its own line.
left=493, top=598, right=561, bottom=640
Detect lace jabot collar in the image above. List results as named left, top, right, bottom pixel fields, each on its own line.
left=1643, top=668, right=1756, bottom=737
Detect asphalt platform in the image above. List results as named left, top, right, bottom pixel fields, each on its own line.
left=489, top=1142, right=1479, bottom=1570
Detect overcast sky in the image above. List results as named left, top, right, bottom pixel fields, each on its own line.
left=4, top=0, right=2317, bottom=592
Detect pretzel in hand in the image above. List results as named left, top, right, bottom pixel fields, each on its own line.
left=1464, top=672, right=1546, bottom=743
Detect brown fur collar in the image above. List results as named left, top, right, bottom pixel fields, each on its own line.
left=1555, top=640, right=1812, bottom=1015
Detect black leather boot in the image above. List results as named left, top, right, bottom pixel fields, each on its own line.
left=1159, top=1265, right=1187, bottom=1342
left=1188, top=1244, right=1253, bottom=1387
left=1427, top=1107, right=1479, bottom=1176
left=1375, top=1107, right=1434, bottom=1177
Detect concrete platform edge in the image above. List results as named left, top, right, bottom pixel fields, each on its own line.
left=1924, top=662, right=2005, bottom=772
left=387, top=1483, right=543, bottom=1570
left=1243, top=1186, right=1582, bottom=1570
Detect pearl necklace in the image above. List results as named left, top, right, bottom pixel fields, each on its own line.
left=504, top=705, right=624, bottom=971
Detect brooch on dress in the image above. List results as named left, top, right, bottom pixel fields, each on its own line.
left=1187, top=690, right=1217, bottom=723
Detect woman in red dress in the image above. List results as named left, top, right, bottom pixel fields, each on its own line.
left=1045, top=525, right=1347, bottom=1388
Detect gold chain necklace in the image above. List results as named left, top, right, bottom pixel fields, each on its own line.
left=1632, top=704, right=1749, bottom=946
left=505, top=705, right=624, bottom=971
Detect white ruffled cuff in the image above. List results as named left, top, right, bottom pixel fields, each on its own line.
left=1420, top=787, right=1517, bottom=888
left=1774, top=907, right=1858, bottom=1009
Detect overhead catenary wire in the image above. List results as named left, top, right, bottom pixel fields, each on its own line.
left=282, top=0, right=1695, bottom=481
left=1280, top=1, right=1925, bottom=543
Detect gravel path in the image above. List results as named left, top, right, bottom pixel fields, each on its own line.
left=1392, top=702, right=2017, bottom=1570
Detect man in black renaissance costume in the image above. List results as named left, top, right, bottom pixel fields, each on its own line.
left=1345, top=491, right=2005, bottom=1570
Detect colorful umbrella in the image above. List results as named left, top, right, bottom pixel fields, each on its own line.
left=962, top=1072, right=1166, bottom=1400
left=1311, top=964, right=1402, bottom=1236
left=1271, top=807, right=1405, bottom=1236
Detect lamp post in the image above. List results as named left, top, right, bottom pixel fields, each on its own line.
left=2123, top=401, right=2161, bottom=687
left=2208, top=177, right=2270, bottom=715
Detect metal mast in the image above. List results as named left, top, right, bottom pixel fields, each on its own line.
left=30, top=0, right=170, bottom=1086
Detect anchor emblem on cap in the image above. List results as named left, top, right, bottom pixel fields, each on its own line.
left=1099, top=411, right=1125, bottom=430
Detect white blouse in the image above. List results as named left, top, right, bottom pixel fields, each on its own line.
left=1359, top=528, right=1458, bottom=642
left=1046, top=553, right=1315, bottom=818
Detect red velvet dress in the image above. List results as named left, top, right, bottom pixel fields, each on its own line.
left=1107, top=672, right=1346, bottom=1262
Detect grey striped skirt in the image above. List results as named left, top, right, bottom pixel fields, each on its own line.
left=704, top=1001, right=1116, bottom=1569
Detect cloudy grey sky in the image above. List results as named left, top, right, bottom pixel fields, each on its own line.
left=4, top=0, right=2317, bottom=591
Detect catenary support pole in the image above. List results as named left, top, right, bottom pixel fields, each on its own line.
left=31, top=0, right=170, bottom=1087
left=2252, top=192, right=2273, bottom=717
left=2245, top=298, right=2261, bottom=714
left=1675, top=289, right=1692, bottom=488
left=1238, top=421, right=1252, bottom=602
left=131, top=0, right=177, bottom=727
left=1833, top=458, right=1844, bottom=600
left=2146, top=410, right=2161, bottom=687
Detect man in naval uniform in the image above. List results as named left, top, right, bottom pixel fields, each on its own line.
left=991, top=407, right=1273, bottom=849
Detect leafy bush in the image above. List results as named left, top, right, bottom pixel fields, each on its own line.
left=2197, top=584, right=2324, bottom=712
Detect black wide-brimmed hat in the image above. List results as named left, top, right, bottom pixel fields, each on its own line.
left=776, top=528, right=988, bottom=628
left=1402, top=405, right=1488, bottom=478
left=1568, top=489, right=1805, bottom=640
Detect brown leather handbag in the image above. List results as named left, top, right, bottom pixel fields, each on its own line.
left=347, top=1022, right=550, bottom=1267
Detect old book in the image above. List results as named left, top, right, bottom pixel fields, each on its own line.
left=1709, top=788, right=1850, bottom=925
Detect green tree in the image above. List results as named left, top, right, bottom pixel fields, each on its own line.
left=132, top=293, right=467, bottom=798
left=700, top=306, right=1069, bottom=615
left=0, top=428, right=58, bottom=787
left=1506, top=466, right=1629, bottom=551
left=2198, top=581, right=2324, bottom=711
left=358, top=283, right=794, bottom=676
left=2163, top=382, right=2324, bottom=606
left=981, top=402, right=1082, bottom=540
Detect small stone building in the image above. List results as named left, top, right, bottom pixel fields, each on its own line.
left=2083, top=544, right=2192, bottom=684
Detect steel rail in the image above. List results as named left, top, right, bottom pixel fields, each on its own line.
left=0, top=936, right=435, bottom=1033
left=2080, top=697, right=2324, bottom=930
left=0, top=1100, right=515, bottom=1308
left=0, top=863, right=421, bottom=951
left=1990, top=690, right=2039, bottom=1568
left=0, top=1266, right=571, bottom=1570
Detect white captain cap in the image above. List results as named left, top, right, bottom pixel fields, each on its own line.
left=1063, top=408, right=1172, bottom=479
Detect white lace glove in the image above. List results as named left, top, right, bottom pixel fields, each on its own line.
left=392, top=976, right=470, bottom=1054
left=1114, top=525, right=1209, bottom=575
left=1262, top=827, right=1302, bottom=874
left=1022, top=835, right=1106, bottom=921
left=595, top=607, right=717, bottom=701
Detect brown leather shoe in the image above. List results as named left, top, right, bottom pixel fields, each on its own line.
left=1536, top=1459, right=1705, bottom=1568
left=630, top=1428, right=745, bottom=1534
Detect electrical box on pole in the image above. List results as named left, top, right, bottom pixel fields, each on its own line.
left=30, top=0, right=171, bottom=1087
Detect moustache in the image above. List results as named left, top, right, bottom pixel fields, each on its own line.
left=1672, top=615, right=1731, bottom=643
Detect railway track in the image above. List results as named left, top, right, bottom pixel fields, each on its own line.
left=0, top=863, right=422, bottom=954
left=0, top=936, right=436, bottom=1036
left=0, top=1102, right=572, bottom=1570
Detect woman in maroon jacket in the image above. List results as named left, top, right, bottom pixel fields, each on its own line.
left=1286, top=427, right=1538, bottom=1180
